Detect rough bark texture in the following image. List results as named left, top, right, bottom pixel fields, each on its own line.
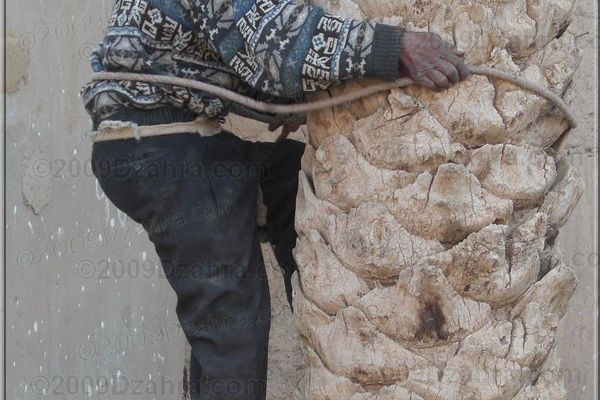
left=292, top=1, right=584, bottom=399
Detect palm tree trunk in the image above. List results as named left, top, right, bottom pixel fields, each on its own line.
left=292, top=1, right=584, bottom=399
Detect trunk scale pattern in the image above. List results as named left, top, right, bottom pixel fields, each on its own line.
left=292, top=0, right=584, bottom=399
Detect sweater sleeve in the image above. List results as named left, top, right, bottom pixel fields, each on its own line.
left=183, top=0, right=404, bottom=101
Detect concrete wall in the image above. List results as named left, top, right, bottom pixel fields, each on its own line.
left=3, top=1, right=597, bottom=400
left=5, top=2, right=190, bottom=398
left=555, top=2, right=599, bottom=398
left=1, top=2, right=6, bottom=396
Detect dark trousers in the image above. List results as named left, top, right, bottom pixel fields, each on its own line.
left=91, top=108, right=305, bottom=400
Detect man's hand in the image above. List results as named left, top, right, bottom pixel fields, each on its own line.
left=268, top=113, right=306, bottom=141
left=399, top=31, right=471, bottom=91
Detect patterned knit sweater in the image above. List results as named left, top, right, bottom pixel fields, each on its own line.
left=80, top=0, right=405, bottom=124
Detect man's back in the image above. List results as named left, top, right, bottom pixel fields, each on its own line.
left=81, top=0, right=406, bottom=127
left=82, top=0, right=237, bottom=124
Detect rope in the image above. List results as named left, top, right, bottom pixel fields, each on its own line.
left=90, top=64, right=577, bottom=129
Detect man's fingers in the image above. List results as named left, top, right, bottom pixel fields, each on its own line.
left=288, top=123, right=302, bottom=133
left=418, top=75, right=439, bottom=91
left=426, top=69, right=450, bottom=90
left=268, top=113, right=295, bottom=132
left=443, top=52, right=471, bottom=80
left=277, top=125, right=292, bottom=141
left=436, top=60, right=459, bottom=84
left=401, top=32, right=471, bottom=91
left=268, top=121, right=282, bottom=132
left=457, top=62, right=471, bottom=81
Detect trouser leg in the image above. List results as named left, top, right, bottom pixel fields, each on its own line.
left=251, top=139, right=306, bottom=310
left=92, top=132, right=270, bottom=400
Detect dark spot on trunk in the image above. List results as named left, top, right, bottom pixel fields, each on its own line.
left=354, top=366, right=372, bottom=382
left=416, top=296, right=447, bottom=341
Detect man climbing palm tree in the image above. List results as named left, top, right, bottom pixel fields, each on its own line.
left=81, top=0, right=469, bottom=398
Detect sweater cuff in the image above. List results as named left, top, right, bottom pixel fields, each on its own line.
left=364, top=23, right=405, bottom=81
